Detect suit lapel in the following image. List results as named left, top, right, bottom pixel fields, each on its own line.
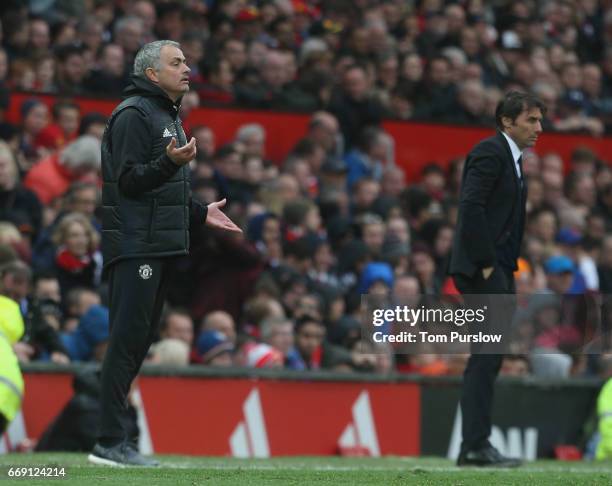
left=497, top=132, right=521, bottom=189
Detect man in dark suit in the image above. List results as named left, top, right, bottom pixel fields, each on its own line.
left=449, top=91, right=545, bottom=467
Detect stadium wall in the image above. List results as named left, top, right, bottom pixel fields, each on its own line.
left=7, top=93, right=612, bottom=182
left=3, top=365, right=601, bottom=460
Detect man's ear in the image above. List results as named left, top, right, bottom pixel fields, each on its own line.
left=145, top=67, right=159, bottom=83
left=501, top=115, right=512, bottom=130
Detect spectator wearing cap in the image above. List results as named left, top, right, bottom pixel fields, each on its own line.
left=358, top=261, right=394, bottom=296
left=244, top=342, right=284, bottom=368
left=24, top=135, right=101, bottom=206
left=556, top=228, right=597, bottom=292
left=61, top=304, right=109, bottom=362
left=195, top=330, right=234, bottom=366
left=0, top=141, right=43, bottom=243
left=544, top=255, right=576, bottom=295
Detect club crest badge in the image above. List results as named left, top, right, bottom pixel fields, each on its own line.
left=139, top=264, right=153, bottom=280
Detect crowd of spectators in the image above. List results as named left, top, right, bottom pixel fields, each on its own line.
left=0, top=1, right=612, bottom=380
left=0, top=1, right=611, bottom=136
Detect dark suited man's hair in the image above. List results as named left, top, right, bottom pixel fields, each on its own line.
left=495, top=91, right=546, bottom=131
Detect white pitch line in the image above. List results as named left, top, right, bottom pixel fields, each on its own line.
left=140, top=463, right=612, bottom=474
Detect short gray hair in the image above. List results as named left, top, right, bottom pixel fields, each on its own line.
left=133, top=40, right=180, bottom=79
left=59, top=135, right=101, bottom=171
left=236, top=123, right=265, bottom=142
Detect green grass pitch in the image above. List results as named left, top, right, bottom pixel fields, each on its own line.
left=0, top=453, right=611, bottom=485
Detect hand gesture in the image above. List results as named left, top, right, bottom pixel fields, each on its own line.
left=205, top=199, right=242, bottom=233
left=166, top=137, right=196, bottom=166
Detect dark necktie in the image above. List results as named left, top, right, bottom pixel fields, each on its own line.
left=517, top=155, right=523, bottom=186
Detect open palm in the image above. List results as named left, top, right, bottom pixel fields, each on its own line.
left=205, top=199, right=242, bottom=233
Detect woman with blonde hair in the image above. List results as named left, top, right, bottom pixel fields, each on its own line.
left=52, top=212, right=102, bottom=299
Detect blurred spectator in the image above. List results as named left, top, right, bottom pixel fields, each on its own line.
left=78, top=112, right=107, bottom=140
left=260, top=316, right=304, bottom=369
left=55, top=45, right=88, bottom=96
left=51, top=212, right=102, bottom=300
left=63, top=287, right=101, bottom=333
left=294, top=314, right=353, bottom=370
left=200, top=310, right=237, bottom=344
left=60, top=304, right=109, bottom=362
left=500, top=355, right=530, bottom=376
left=84, top=44, right=128, bottom=95
left=159, top=308, right=194, bottom=348
left=198, top=58, right=234, bottom=104
left=329, top=64, right=385, bottom=148
left=113, top=16, right=145, bottom=65
left=148, top=338, right=189, bottom=366
left=19, top=99, right=50, bottom=170
left=24, top=135, right=101, bottom=206
left=195, top=330, right=234, bottom=366
left=244, top=342, right=284, bottom=368
left=36, top=101, right=81, bottom=151
left=344, top=127, right=387, bottom=188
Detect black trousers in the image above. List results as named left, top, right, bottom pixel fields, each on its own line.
left=98, top=257, right=173, bottom=447
left=453, top=265, right=516, bottom=452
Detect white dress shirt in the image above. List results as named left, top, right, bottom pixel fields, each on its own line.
left=501, top=131, right=523, bottom=180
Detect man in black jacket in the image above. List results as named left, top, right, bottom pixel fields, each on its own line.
left=448, top=91, right=545, bottom=467
left=89, top=40, right=240, bottom=467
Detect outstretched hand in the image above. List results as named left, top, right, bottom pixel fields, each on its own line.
left=166, top=137, right=196, bottom=165
left=205, top=199, right=242, bottom=233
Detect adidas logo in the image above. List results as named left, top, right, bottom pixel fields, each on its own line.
left=162, top=127, right=173, bottom=137
left=229, top=388, right=270, bottom=458
left=337, top=391, right=381, bottom=456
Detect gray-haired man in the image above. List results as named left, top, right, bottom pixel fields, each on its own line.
left=89, top=40, right=240, bottom=467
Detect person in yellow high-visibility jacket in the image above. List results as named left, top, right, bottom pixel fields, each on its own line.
left=0, top=293, right=24, bottom=433
left=596, top=366, right=612, bottom=460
